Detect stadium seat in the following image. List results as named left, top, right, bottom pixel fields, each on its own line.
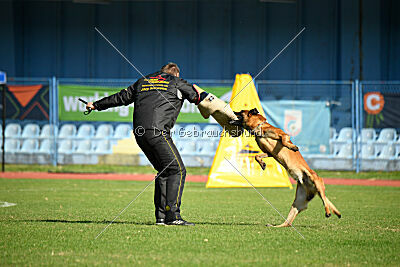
left=360, top=144, right=376, bottom=159
left=197, top=140, right=216, bottom=155
left=5, top=123, right=22, bottom=138
left=113, top=124, right=132, bottom=139
left=203, top=125, right=222, bottom=139
left=178, top=140, right=196, bottom=155
left=58, top=139, right=75, bottom=154
left=359, top=128, right=376, bottom=143
left=376, top=128, right=397, bottom=143
left=171, top=124, right=185, bottom=140
left=336, top=127, right=354, bottom=142
left=58, top=124, right=77, bottom=139
left=39, top=124, right=57, bottom=139
left=94, top=124, right=114, bottom=139
left=93, top=140, right=112, bottom=154
left=336, top=143, right=353, bottom=158
left=76, top=124, right=95, bottom=139
left=72, top=140, right=96, bottom=164
left=184, top=124, right=202, bottom=139
left=395, top=137, right=400, bottom=155
left=21, top=123, right=40, bottom=138
left=329, top=127, right=337, bottom=140
left=38, top=139, right=55, bottom=154
left=20, top=139, right=39, bottom=153
left=75, top=140, right=92, bottom=153
left=5, top=139, right=20, bottom=152
left=377, top=144, right=396, bottom=159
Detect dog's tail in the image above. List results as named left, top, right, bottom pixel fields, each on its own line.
left=308, top=170, right=342, bottom=219
left=325, top=196, right=341, bottom=218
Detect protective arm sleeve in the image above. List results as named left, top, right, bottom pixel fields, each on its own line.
left=195, top=85, right=242, bottom=137
left=93, top=82, right=136, bottom=111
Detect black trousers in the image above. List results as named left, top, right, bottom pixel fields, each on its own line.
left=134, top=129, right=186, bottom=221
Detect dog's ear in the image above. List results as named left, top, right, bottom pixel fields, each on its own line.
left=249, top=108, right=259, bottom=116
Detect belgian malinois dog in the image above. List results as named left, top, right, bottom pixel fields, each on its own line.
left=230, top=108, right=341, bottom=227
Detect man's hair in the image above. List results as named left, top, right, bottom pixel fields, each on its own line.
left=161, top=62, right=180, bottom=76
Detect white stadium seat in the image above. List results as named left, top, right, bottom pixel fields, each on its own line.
left=21, top=123, right=40, bottom=138
left=76, top=124, right=95, bottom=139
left=58, top=124, right=77, bottom=139
left=5, top=123, right=21, bottom=138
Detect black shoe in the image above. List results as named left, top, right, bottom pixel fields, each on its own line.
left=155, top=219, right=165, bottom=225
left=165, top=219, right=195, bottom=226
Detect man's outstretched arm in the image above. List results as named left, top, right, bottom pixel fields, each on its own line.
left=86, top=82, right=137, bottom=112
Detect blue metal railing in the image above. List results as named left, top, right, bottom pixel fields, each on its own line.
left=6, top=77, right=399, bottom=171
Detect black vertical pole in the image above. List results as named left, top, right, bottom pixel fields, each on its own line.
left=2, top=84, right=6, bottom=172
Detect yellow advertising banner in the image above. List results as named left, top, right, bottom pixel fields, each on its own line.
left=206, top=74, right=292, bottom=188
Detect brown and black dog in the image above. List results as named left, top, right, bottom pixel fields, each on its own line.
left=230, top=108, right=341, bottom=227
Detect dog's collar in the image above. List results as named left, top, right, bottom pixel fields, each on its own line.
left=253, top=120, right=268, bottom=136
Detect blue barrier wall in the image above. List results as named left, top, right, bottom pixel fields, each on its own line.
left=0, top=0, right=399, bottom=80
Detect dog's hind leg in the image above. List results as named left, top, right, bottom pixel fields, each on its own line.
left=269, top=183, right=309, bottom=227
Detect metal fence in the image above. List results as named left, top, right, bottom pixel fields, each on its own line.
left=2, top=77, right=400, bottom=172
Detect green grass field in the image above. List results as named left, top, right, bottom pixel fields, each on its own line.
left=1, top=178, right=399, bottom=265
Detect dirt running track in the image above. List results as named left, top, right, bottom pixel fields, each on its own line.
left=1, top=172, right=400, bottom=187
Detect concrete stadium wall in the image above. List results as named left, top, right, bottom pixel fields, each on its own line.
left=0, top=0, right=399, bottom=80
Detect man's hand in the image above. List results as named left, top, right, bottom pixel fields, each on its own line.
left=86, top=102, right=96, bottom=111
left=193, top=84, right=205, bottom=94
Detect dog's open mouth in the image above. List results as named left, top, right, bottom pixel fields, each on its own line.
left=229, top=119, right=242, bottom=126
left=230, top=111, right=244, bottom=126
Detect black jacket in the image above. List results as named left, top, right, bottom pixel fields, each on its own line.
left=93, top=71, right=201, bottom=132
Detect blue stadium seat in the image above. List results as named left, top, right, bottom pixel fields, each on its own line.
left=58, top=140, right=74, bottom=154
left=395, top=137, right=400, bottom=155
left=21, top=123, right=40, bottom=138
left=336, top=127, right=354, bottom=142
left=5, top=139, right=20, bottom=152
left=93, top=140, right=112, bottom=154
left=184, top=124, right=202, bottom=139
left=171, top=124, right=185, bottom=140
left=377, top=144, right=396, bottom=159
left=76, top=124, right=95, bottom=139
left=39, top=139, right=55, bottom=154
left=361, top=144, right=376, bottom=159
left=94, top=124, right=114, bottom=139
left=336, top=143, right=353, bottom=158
left=58, top=124, right=77, bottom=139
left=376, top=128, right=397, bottom=143
left=203, top=125, right=222, bottom=139
left=72, top=140, right=96, bottom=164
left=20, top=139, right=39, bottom=153
left=332, top=127, right=354, bottom=153
left=40, top=124, right=57, bottom=139
left=113, top=124, right=132, bottom=139
left=75, top=140, right=92, bottom=153
left=359, top=128, right=376, bottom=143
left=178, top=140, right=196, bottom=155
left=197, top=141, right=216, bottom=155
left=5, top=123, right=21, bottom=138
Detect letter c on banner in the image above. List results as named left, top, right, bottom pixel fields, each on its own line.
left=364, top=92, right=384, bottom=115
